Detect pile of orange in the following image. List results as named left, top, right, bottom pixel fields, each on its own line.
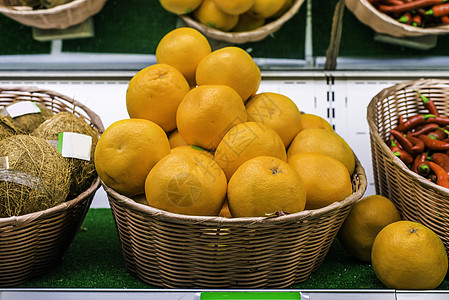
left=94, top=26, right=356, bottom=219
left=93, top=27, right=449, bottom=290
left=158, top=0, right=293, bottom=32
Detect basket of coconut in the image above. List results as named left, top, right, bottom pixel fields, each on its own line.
left=0, top=0, right=108, bottom=29
left=0, top=86, right=103, bottom=287
left=160, top=0, right=305, bottom=44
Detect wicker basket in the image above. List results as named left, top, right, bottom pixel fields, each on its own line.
left=346, top=0, right=449, bottom=37
left=105, top=155, right=366, bottom=288
left=367, top=78, right=449, bottom=254
left=0, top=86, right=104, bottom=287
left=180, top=0, right=304, bottom=44
left=0, top=0, right=108, bottom=29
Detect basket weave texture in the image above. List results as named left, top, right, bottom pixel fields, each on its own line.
left=0, top=86, right=104, bottom=287
left=367, top=78, right=449, bottom=255
left=346, top=0, right=449, bottom=37
left=105, top=156, right=366, bottom=288
left=0, top=0, right=108, bottom=29
left=181, top=0, right=304, bottom=44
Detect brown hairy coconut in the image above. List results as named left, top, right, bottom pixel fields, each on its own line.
left=1, top=101, right=53, bottom=134
left=32, top=112, right=99, bottom=199
left=0, top=117, right=17, bottom=140
left=0, top=135, right=71, bottom=218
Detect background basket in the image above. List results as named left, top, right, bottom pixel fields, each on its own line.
left=0, top=0, right=108, bottom=29
left=346, top=0, right=449, bottom=37
left=180, top=0, right=304, bottom=44
left=367, top=78, right=449, bottom=255
left=0, top=86, right=104, bottom=287
left=105, top=156, right=366, bottom=288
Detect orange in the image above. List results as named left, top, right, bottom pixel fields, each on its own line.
left=300, top=113, right=333, bottom=131
left=232, top=12, right=265, bottom=32
left=337, top=195, right=401, bottom=262
left=145, top=150, right=227, bottom=216
left=371, top=220, right=448, bottom=289
left=218, top=198, right=232, bottom=218
left=227, top=156, right=306, bottom=218
left=176, top=85, right=247, bottom=150
left=212, top=0, right=255, bottom=15
left=94, top=119, right=171, bottom=196
left=195, top=46, right=261, bottom=103
left=272, top=0, right=293, bottom=18
left=287, top=128, right=355, bottom=175
left=159, top=0, right=202, bottom=15
left=155, top=27, right=211, bottom=87
left=126, top=63, right=190, bottom=133
left=168, top=129, right=189, bottom=148
left=170, top=145, right=214, bottom=160
left=193, top=0, right=239, bottom=32
left=248, top=0, right=286, bottom=18
left=288, top=152, right=352, bottom=210
left=214, top=121, right=286, bottom=181
left=246, top=92, right=302, bottom=147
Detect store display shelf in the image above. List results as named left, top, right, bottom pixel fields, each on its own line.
left=3, top=288, right=449, bottom=299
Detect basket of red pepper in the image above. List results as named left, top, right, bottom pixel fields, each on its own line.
left=346, top=0, right=449, bottom=37
left=367, top=78, right=449, bottom=255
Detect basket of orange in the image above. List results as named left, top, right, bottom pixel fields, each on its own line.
left=0, top=86, right=104, bottom=287
left=158, top=0, right=304, bottom=43
left=0, top=0, right=108, bottom=29
left=96, top=27, right=367, bottom=288
left=367, top=78, right=449, bottom=254
left=346, top=0, right=449, bottom=37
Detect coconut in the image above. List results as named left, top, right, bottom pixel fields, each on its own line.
left=0, top=117, right=17, bottom=140
left=1, top=101, right=53, bottom=134
left=0, top=135, right=71, bottom=218
left=32, top=112, right=99, bottom=199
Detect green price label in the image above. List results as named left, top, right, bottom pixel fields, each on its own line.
left=201, top=292, right=301, bottom=300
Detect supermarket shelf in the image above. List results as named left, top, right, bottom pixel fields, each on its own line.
left=3, top=288, right=449, bottom=299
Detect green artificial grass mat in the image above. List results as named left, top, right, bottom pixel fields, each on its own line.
left=0, top=14, right=51, bottom=55
left=18, top=208, right=449, bottom=290
left=61, top=0, right=306, bottom=59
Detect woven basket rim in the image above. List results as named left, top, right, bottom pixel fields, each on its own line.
left=0, top=0, right=95, bottom=15
left=180, top=0, right=304, bottom=43
left=103, top=155, right=367, bottom=226
left=0, top=86, right=105, bottom=134
left=346, top=0, right=449, bottom=36
left=367, top=77, right=449, bottom=196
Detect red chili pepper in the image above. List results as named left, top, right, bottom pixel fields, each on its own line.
left=426, top=3, right=449, bottom=16
left=407, top=135, right=426, bottom=153
left=442, top=15, right=449, bottom=23
left=427, top=128, right=448, bottom=140
left=378, top=0, right=448, bottom=13
left=419, top=162, right=431, bottom=177
left=415, top=90, right=440, bottom=117
left=429, top=161, right=449, bottom=188
left=398, top=11, right=413, bottom=23
left=391, top=129, right=415, bottom=154
left=430, top=152, right=449, bottom=172
left=395, top=114, right=436, bottom=132
left=390, top=139, right=414, bottom=164
left=412, top=152, right=428, bottom=173
left=428, top=116, right=449, bottom=127
left=383, top=0, right=405, bottom=4
left=419, top=134, right=449, bottom=151
left=408, top=122, right=439, bottom=137
left=412, top=14, right=423, bottom=26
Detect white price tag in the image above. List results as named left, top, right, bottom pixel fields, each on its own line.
left=57, top=132, right=92, bottom=161
left=6, top=101, right=41, bottom=118
left=0, top=156, right=9, bottom=169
